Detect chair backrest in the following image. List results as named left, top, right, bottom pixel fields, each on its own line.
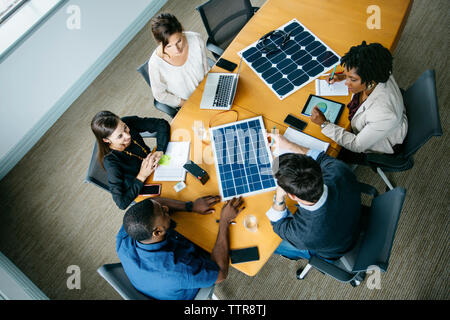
left=85, top=141, right=110, bottom=193
left=196, top=0, right=255, bottom=50
left=97, top=263, right=150, bottom=300
left=352, top=187, right=406, bottom=272
left=85, top=132, right=157, bottom=193
left=137, top=61, right=151, bottom=87
left=402, top=69, right=442, bottom=158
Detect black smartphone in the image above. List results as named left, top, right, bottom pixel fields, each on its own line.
left=140, top=184, right=161, bottom=196
left=284, top=114, right=307, bottom=131
left=230, top=246, right=260, bottom=264
left=216, top=58, right=238, bottom=72
left=183, top=160, right=209, bottom=185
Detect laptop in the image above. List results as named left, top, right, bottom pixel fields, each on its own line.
left=200, top=58, right=242, bottom=110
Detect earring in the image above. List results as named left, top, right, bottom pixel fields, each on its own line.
left=367, top=82, right=375, bottom=90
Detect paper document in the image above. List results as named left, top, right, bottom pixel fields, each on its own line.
left=273, top=127, right=329, bottom=157
left=153, top=141, right=190, bottom=181
left=315, top=79, right=348, bottom=96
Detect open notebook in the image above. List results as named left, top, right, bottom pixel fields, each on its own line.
left=153, top=141, right=190, bottom=181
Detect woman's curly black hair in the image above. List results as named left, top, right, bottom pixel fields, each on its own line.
left=340, top=41, right=393, bottom=86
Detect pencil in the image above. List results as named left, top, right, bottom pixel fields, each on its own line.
left=271, top=126, right=275, bottom=147
left=216, top=219, right=236, bottom=225
left=330, top=65, right=338, bottom=80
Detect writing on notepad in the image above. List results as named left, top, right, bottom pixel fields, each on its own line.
left=315, top=79, right=348, bottom=96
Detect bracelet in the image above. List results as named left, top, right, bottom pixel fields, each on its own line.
left=185, top=201, right=193, bottom=212
left=273, top=194, right=285, bottom=206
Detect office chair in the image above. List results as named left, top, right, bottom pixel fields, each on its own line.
left=137, top=61, right=180, bottom=118
left=196, top=0, right=259, bottom=59
left=296, top=183, right=406, bottom=287
left=97, top=263, right=217, bottom=300
left=84, top=132, right=157, bottom=193
left=366, top=69, right=442, bottom=190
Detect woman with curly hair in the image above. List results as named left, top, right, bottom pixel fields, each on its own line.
left=311, top=41, right=407, bottom=163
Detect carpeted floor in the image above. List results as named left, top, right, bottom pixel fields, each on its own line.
left=0, top=0, right=448, bottom=300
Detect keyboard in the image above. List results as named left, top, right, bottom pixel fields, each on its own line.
left=213, top=75, right=234, bottom=107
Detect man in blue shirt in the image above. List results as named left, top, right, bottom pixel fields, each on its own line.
left=116, top=195, right=244, bottom=300
left=267, top=133, right=361, bottom=261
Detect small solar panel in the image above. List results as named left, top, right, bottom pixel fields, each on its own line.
left=210, top=116, right=277, bottom=201
left=239, top=19, right=341, bottom=100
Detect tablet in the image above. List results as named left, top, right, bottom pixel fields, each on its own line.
left=301, top=94, right=345, bottom=124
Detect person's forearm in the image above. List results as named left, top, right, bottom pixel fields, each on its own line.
left=288, top=141, right=309, bottom=155
left=151, top=197, right=189, bottom=213
left=211, top=221, right=230, bottom=281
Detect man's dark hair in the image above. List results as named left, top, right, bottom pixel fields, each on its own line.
left=123, top=199, right=156, bottom=241
left=340, top=41, right=393, bottom=86
left=274, top=153, right=324, bottom=203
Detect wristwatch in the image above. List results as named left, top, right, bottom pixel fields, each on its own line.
left=273, top=194, right=285, bottom=206
left=185, top=201, right=193, bottom=212
left=320, top=121, right=330, bottom=129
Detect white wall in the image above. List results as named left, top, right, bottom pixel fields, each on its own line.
left=0, top=0, right=167, bottom=180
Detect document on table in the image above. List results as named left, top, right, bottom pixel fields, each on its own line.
left=315, top=79, right=348, bottom=96
left=153, top=141, right=190, bottom=181
left=273, top=127, right=329, bottom=157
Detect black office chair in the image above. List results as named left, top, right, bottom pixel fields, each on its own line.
left=196, top=0, right=259, bottom=59
left=84, top=132, right=157, bottom=193
left=97, top=263, right=216, bottom=300
left=366, top=69, right=442, bottom=190
left=137, top=61, right=180, bottom=118
left=296, top=183, right=406, bottom=287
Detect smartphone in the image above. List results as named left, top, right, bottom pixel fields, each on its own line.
left=183, top=160, right=209, bottom=185
left=284, top=114, right=307, bottom=131
left=216, top=58, right=238, bottom=72
left=140, top=184, right=161, bottom=196
left=230, top=246, right=260, bottom=264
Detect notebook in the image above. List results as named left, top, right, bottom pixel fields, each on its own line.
left=153, top=141, right=190, bottom=181
left=273, top=127, right=329, bottom=157
left=315, top=79, right=349, bottom=96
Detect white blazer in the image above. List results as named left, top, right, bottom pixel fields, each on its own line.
left=322, top=75, right=408, bottom=154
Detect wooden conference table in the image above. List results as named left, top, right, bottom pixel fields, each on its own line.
left=137, top=0, right=412, bottom=276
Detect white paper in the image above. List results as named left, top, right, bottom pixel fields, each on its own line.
left=273, top=127, right=329, bottom=157
left=153, top=141, right=190, bottom=181
left=315, top=79, right=348, bottom=96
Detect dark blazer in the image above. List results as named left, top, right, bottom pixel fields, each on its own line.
left=103, top=116, right=170, bottom=209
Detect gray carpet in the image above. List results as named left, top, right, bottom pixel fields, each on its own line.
left=0, top=0, right=448, bottom=300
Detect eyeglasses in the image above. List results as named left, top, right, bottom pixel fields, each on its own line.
left=256, top=30, right=291, bottom=54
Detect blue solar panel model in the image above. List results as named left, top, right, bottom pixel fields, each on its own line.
left=210, top=116, right=277, bottom=201
left=238, top=19, right=341, bottom=100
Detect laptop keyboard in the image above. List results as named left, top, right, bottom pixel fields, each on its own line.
left=213, top=75, right=234, bottom=107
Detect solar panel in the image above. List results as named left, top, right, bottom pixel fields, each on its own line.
left=238, top=19, right=341, bottom=100
left=210, top=116, right=277, bottom=201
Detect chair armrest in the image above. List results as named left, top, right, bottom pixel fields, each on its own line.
left=309, top=256, right=355, bottom=283
left=194, top=285, right=215, bottom=300
left=206, top=39, right=224, bottom=58
left=359, top=182, right=379, bottom=197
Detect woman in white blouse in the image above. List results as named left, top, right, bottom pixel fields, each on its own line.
left=148, top=13, right=209, bottom=109
left=311, top=41, right=408, bottom=164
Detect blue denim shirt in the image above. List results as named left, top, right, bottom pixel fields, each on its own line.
left=116, top=225, right=219, bottom=300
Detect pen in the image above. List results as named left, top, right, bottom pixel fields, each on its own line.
left=270, top=126, right=275, bottom=147
left=216, top=219, right=236, bottom=225
left=328, top=65, right=337, bottom=87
